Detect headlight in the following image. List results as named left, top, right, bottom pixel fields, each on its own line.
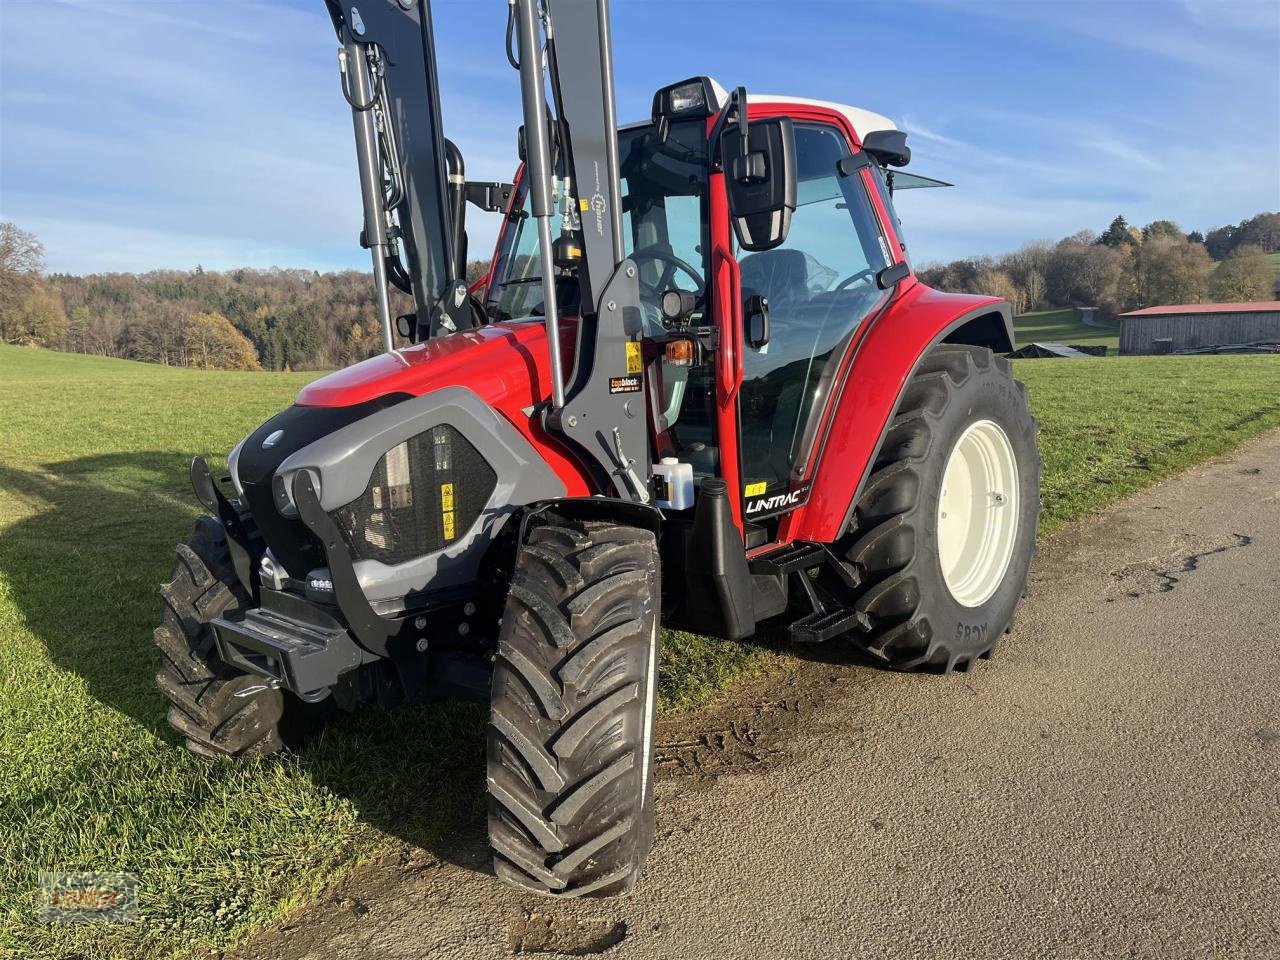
left=651, top=76, right=727, bottom=122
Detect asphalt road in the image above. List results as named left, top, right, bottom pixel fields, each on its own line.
left=233, top=429, right=1280, bottom=960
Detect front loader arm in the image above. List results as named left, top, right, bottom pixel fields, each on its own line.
left=325, top=1, right=470, bottom=347
left=511, top=0, right=651, bottom=504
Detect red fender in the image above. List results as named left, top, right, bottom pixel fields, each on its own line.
left=777, top=282, right=1013, bottom=545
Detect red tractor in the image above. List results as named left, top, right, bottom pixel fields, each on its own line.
left=156, top=0, right=1039, bottom=898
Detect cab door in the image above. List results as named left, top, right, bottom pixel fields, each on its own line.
left=732, top=120, right=895, bottom=528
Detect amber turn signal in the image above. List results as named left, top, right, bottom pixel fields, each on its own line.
left=664, top=339, right=696, bottom=367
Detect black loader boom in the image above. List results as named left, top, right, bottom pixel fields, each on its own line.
left=510, top=0, right=649, bottom=502
left=324, top=0, right=472, bottom=342
left=326, top=0, right=650, bottom=502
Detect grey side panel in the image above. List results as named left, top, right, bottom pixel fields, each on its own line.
left=276, top=387, right=565, bottom=602
left=556, top=262, right=652, bottom=504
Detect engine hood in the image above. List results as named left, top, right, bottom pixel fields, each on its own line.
left=297, top=319, right=572, bottom=410
left=293, top=319, right=590, bottom=497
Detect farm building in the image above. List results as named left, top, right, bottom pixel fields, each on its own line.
left=1118, top=302, right=1280, bottom=355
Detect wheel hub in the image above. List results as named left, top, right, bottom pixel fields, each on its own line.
left=936, top=419, right=1020, bottom=607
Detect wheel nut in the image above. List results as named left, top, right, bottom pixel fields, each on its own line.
left=415, top=637, right=428, bottom=653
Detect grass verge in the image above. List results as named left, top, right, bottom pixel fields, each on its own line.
left=3, top=344, right=1279, bottom=959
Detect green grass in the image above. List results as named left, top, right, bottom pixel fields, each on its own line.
left=4, top=344, right=1280, bottom=959
left=1267, top=251, right=1280, bottom=280
left=1013, top=307, right=1120, bottom=352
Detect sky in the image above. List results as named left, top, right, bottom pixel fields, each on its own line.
left=1, top=0, right=1277, bottom=275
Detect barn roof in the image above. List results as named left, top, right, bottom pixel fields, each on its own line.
left=1007, top=342, right=1092, bottom=359
left=1120, top=301, right=1280, bottom=318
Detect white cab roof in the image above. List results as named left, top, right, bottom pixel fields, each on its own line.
left=750, top=95, right=898, bottom=140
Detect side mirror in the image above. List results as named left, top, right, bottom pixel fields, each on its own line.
left=861, top=129, right=911, bottom=168
left=876, top=262, right=911, bottom=289
left=395, top=314, right=415, bottom=339
left=744, top=294, right=770, bottom=349
left=721, top=116, right=797, bottom=252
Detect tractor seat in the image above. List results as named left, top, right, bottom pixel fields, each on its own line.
left=738, top=249, right=812, bottom=311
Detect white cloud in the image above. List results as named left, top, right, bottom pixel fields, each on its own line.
left=1083, top=138, right=1164, bottom=173
left=0, top=0, right=517, bottom=274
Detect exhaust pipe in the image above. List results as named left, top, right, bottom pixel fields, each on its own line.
left=445, top=139, right=467, bottom=282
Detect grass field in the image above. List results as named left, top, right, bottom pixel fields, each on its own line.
left=1013, top=307, right=1120, bottom=352
left=5, top=344, right=1280, bottom=959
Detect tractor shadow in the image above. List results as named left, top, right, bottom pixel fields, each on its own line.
left=0, top=451, right=491, bottom=875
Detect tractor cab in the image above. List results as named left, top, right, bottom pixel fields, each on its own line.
left=483, top=81, right=914, bottom=541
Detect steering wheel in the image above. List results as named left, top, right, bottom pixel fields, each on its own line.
left=834, top=267, right=878, bottom=292
left=630, top=246, right=706, bottom=295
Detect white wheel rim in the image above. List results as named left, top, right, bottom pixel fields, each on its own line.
left=936, top=419, right=1020, bottom=608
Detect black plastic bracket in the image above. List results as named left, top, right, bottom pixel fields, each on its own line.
left=290, top=470, right=395, bottom=657
left=465, top=180, right=515, bottom=213
left=190, top=456, right=258, bottom=601
left=518, top=495, right=663, bottom=547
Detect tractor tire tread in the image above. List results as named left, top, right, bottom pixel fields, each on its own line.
left=153, top=515, right=293, bottom=757
left=840, top=344, right=1039, bottom=673
left=488, top=517, right=659, bottom=899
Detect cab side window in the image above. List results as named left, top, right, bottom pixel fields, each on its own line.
left=737, top=123, right=891, bottom=502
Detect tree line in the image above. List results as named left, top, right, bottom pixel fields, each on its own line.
left=0, top=222, right=491, bottom=371
left=917, top=212, right=1279, bottom=318
left=2, top=213, right=1276, bottom=371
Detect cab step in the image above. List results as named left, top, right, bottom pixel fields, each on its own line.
left=749, top=542, right=825, bottom=577
left=789, top=606, right=871, bottom=644
left=750, top=541, right=871, bottom=644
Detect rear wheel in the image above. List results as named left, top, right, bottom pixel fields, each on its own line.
left=487, top=518, right=661, bottom=898
left=838, top=344, right=1040, bottom=671
left=154, top=516, right=328, bottom=757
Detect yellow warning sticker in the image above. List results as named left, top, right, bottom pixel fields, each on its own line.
left=625, top=341, right=642, bottom=374
left=440, top=483, right=456, bottom=540
left=745, top=481, right=768, bottom=497
left=579, top=198, right=590, bottom=212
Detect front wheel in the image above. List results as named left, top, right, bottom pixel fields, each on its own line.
left=839, top=344, right=1040, bottom=672
left=155, top=516, right=294, bottom=756
left=487, top=517, right=661, bottom=897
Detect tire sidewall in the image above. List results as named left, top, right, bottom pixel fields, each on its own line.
left=915, top=362, right=1038, bottom=656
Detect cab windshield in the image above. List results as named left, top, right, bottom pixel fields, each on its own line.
left=486, top=118, right=709, bottom=325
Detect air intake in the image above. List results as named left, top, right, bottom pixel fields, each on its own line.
left=331, top=424, right=496, bottom=566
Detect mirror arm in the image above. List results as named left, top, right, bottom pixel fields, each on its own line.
left=734, top=86, right=749, bottom=159
left=708, top=85, right=749, bottom=171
